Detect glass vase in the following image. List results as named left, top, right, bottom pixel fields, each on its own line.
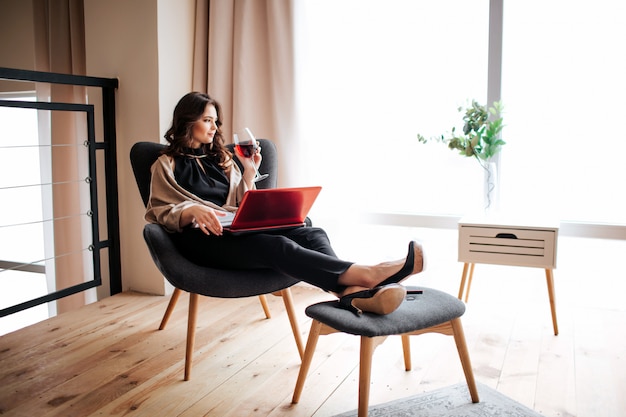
left=483, top=161, right=499, bottom=213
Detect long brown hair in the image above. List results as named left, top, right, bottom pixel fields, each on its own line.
left=163, top=92, right=232, bottom=167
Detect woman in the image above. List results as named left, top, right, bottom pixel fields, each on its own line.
left=145, top=92, right=425, bottom=315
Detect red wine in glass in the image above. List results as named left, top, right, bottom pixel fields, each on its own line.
left=233, top=128, right=269, bottom=182
left=235, top=142, right=256, bottom=158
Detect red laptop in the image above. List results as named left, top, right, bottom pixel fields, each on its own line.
left=221, top=186, right=322, bottom=234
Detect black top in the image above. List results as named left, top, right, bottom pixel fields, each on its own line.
left=173, top=147, right=229, bottom=206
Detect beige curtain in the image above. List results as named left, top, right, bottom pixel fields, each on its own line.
left=33, top=0, right=90, bottom=313
left=193, top=0, right=299, bottom=185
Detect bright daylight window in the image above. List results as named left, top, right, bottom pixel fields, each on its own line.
left=295, top=0, right=489, bottom=221
left=500, top=0, right=626, bottom=224
left=0, top=94, right=49, bottom=335
left=295, top=1, right=625, bottom=226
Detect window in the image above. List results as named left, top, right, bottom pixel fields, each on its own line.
left=500, top=0, right=626, bottom=224
left=295, top=1, right=626, bottom=227
left=0, top=94, right=49, bottom=334
left=295, top=0, right=490, bottom=220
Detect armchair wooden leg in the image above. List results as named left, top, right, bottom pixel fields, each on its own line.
left=451, top=318, right=479, bottom=403
left=159, top=287, right=182, bottom=330
left=258, top=294, right=271, bottom=319
left=292, top=320, right=323, bottom=403
left=184, top=292, right=199, bottom=381
left=280, top=288, right=304, bottom=359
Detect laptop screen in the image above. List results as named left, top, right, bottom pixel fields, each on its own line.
left=226, top=186, right=321, bottom=232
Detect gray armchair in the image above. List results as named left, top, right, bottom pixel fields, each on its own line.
left=130, top=139, right=304, bottom=381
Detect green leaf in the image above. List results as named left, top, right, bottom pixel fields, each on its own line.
left=417, top=99, right=505, bottom=161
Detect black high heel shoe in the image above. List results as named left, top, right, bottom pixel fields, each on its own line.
left=377, top=241, right=425, bottom=288
left=338, top=284, right=407, bottom=316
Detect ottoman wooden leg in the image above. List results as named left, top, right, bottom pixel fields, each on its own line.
left=292, top=320, right=323, bottom=403
left=401, top=334, right=412, bottom=371
left=358, top=336, right=387, bottom=417
left=451, top=318, right=479, bottom=403
left=358, top=337, right=375, bottom=417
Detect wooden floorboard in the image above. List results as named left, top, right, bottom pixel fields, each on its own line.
left=1, top=228, right=625, bottom=417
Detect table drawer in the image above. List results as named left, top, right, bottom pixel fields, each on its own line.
left=458, top=225, right=557, bottom=268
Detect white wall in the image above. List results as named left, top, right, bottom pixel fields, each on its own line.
left=157, top=0, right=196, bottom=139
left=0, top=0, right=198, bottom=297
left=84, top=0, right=196, bottom=295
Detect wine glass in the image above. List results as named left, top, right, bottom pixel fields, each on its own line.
left=233, top=127, right=269, bottom=182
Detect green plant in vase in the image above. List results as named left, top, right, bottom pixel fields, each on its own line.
left=417, top=100, right=505, bottom=210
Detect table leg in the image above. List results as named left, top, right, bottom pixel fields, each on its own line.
left=545, top=268, right=559, bottom=335
left=458, top=263, right=470, bottom=300
left=458, top=263, right=476, bottom=302
left=465, top=263, right=476, bottom=302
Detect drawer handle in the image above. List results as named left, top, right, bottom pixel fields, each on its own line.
left=496, top=233, right=518, bottom=239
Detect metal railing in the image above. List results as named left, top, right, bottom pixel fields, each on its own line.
left=0, top=67, right=120, bottom=317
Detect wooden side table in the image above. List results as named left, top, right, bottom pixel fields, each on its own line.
left=457, top=216, right=560, bottom=335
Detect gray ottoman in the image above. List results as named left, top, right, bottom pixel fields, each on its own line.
left=292, top=286, right=479, bottom=417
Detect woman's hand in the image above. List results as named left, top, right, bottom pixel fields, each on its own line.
left=181, top=204, right=227, bottom=236
left=235, top=142, right=262, bottom=188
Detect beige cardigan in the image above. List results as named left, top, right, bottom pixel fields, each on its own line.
left=145, top=154, right=253, bottom=232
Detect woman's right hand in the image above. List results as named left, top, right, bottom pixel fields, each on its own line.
left=234, top=141, right=262, bottom=188
left=181, top=205, right=227, bottom=236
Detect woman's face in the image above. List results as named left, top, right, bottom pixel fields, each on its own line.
left=190, top=104, right=218, bottom=148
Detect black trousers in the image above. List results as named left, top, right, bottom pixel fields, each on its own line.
left=170, top=226, right=352, bottom=293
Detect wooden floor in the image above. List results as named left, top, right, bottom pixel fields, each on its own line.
left=1, top=226, right=625, bottom=417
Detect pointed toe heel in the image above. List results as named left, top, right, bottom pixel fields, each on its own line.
left=378, top=241, right=426, bottom=287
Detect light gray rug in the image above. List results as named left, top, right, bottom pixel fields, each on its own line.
left=335, top=383, right=544, bottom=417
